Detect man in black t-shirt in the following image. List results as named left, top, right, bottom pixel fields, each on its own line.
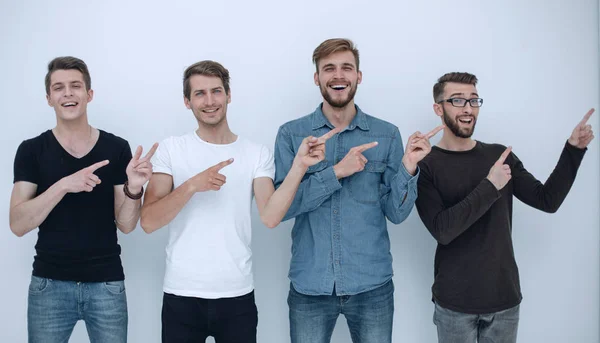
left=9, top=56, right=157, bottom=343
left=415, top=72, right=594, bottom=343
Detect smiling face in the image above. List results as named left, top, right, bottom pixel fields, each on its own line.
left=46, top=69, right=93, bottom=122
left=434, top=82, right=480, bottom=138
left=184, top=74, right=231, bottom=127
left=314, top=50, right=362, bottom=109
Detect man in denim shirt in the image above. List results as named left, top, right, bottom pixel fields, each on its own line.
left=274, top=38, right=443, bottom=343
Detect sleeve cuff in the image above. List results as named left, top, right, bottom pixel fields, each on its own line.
left=320, top=166, right=342, bottom=193
left=152, top=166, right=173, bottom=176
left=398, top=163, right=420, bottom=187
left=565, top=140, right=588, bottom=155
left=481, top=178, right=502, bottom=199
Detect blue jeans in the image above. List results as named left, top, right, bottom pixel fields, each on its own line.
left=27, top=275, right=128, bottom=343
left=288, top=280, right=394, bottom=343
left=433, top=302, right=519, bottom=343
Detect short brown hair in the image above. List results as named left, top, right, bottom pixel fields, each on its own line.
left=312, top=38, right=360, bottom=72
left=183, top=60, right=230, bottom=100
left=433, top=72, right=478, bottom=102
left=45, top=56, right=91, bottom=95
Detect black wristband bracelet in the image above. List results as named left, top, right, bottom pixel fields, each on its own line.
left=123, top=180, right=144, bottom=200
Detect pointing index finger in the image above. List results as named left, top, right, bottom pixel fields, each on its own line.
left=495, top=146, right=512, bottom=165
left=87, top=160, right=110, bottom=172
left=317, top=127, right=342, bottom=143
left=425, top=125, right=445, bottom=139
left=578, top=108, right=595, bottom=127
left=212, top=158, right=234, bottom=171
left=355, top=141, right=378, bottom=153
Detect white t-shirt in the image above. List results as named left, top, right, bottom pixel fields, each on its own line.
left=151, top=132, right=275, bottom=299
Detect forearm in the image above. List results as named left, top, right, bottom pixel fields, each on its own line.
left=515, top=142, right=586, bottom=213
left=140, top=181, right=196, bottom=233
left=115, top=186, right=142, bottom=234
left=9, top=181, right=67, bottom=237
left=279, top=166, right=341, bottom=221
left=261, top=162, right=307, bottom=228
left=383, top=166, right=419, bottom=224
left=419, top=179, right=501, bottom=245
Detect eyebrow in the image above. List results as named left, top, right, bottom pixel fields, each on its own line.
left=51, top=80, right=83, bottom=87
left=322, top=62, right=355, bottom=69
left=194, top=86, right=224, bottom=93
left=449, top=92, right=479, bottom=98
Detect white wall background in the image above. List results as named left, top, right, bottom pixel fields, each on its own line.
left=1, top=0, right=598, bottom=342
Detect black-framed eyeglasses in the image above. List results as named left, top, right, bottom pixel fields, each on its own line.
left=438, top=98, right=484, bottom=108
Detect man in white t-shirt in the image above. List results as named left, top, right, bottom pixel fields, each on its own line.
left=140, top=60, right=338, bottom=343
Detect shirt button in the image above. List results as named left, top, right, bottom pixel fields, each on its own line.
left=333, top=234, right=339, bottom=239
left=333, top=210, right=338, bottom=214
left=335, top=260, right=340, bottom=265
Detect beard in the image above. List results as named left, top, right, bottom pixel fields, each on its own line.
left=320, top=82, right=358, bottom=108
left=443, top=108, right=476, bottom=138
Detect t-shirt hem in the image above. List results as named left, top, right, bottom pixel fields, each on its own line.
left=433, top=294, right=523, bottom=315
left=163, top=285, right=254, bottom=299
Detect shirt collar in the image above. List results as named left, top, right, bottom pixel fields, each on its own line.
left=310, top=103, right=370, bottom=131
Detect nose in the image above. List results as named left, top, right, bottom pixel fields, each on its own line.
left=64, top=85, right=73, bottom=97
left=205, top=92, right=215, bottom=106
left=332, top=67, right=343, bottom=79
left=462, top=102, right=473, bottom=114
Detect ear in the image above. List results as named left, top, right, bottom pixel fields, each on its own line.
left=46, top=94, right=52, bottom=107
left=87, top=89, right=94, bottom=103
left=357, top=70, right=362, bottom=85
left=227, top=89, right=231, bottom=104
left=433, top=103, right=443, bottom=117
left=314, top=72, right=319, bottom=86
left=184, top=96, right=191, bottom=110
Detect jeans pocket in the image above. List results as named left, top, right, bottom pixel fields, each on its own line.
left=28, top=275, right=49, bottom=294
left=103, top=280, right=126, bottom=294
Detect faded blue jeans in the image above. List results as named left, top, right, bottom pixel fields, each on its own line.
left=27, top=275, right=128, bottom=343
left=434, top=302, right=519, bottom=343
left=288, top=279, right=394, bottom=343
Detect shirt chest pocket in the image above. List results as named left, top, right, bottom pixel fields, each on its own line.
left=348, top=161, right=387, bottom=204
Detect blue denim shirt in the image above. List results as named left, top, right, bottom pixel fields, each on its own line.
left=274, top=104, right=419, bottom=296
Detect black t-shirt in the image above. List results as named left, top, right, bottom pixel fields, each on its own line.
left=13, top=129, right=132, bottom=282
left=416, top=141, right=585, bottom=314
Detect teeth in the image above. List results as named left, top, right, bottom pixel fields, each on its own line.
left=203, top=109, right=218, bottom=113
left=331, top=85, right=347, bottom=90
left=63, top=102, right=77, bottom=107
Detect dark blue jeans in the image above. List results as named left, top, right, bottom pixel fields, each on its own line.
left=161, top=291, right=258, bottom=343
left=433, top=302, right=520, bottom=343
left=27, top=275, right=128, bottom=343
left=288, top=280, right=394, bottom=343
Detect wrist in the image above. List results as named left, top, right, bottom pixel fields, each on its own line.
left=124, top=180, right=144, bottom=200
left=292, top=157, right=309, bottom=172
left=57, top=178, right=70, bottom=194
left=486, top=176, right=499, bottom=190
left=333, top=164, right=343, bottom=179
left=401, top=157, right=417, bottom=176
left=184, top=179, right=198, bottom=193
left=125, top=182, right=143, bottom=195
